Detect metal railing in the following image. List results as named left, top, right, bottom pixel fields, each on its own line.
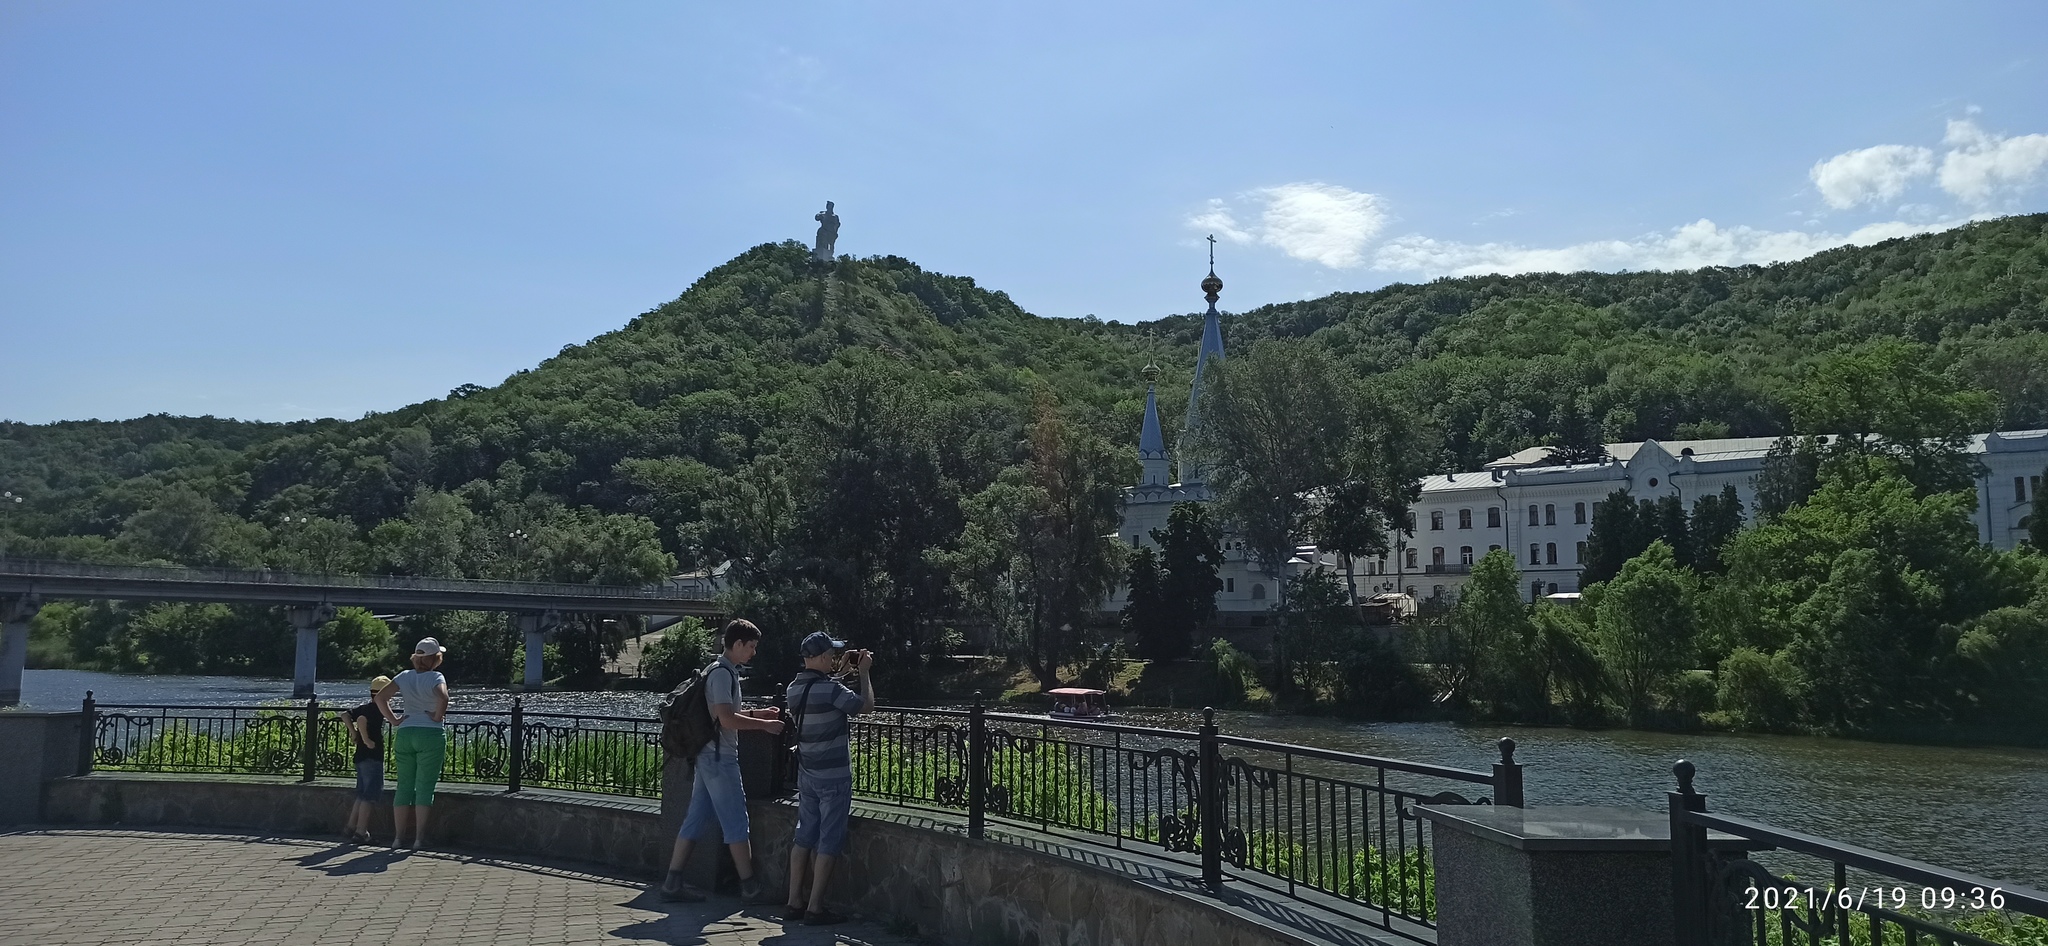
left=1670, top=760, right=2048, bottom=946
left=81, top=693, right=663, bottom=799
left=844, top=704, right=1522, bottom=939
left=75, top=690, right=1522, bottom=940
left=0, top=556, right=705, bottom=604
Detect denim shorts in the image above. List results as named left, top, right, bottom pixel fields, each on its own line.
left=792, top=773, right=852, bottom=857
left=677, top=746, right=749, bottom=843
left=353, top=759, right=383, bottom=802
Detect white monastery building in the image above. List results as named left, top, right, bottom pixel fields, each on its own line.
left=1107, top=262, right=2048, bottom=612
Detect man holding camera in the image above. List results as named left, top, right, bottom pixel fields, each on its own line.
left=781, top=631, right=874, bottom=925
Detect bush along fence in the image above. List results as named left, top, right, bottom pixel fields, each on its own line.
left=79, top=692, right=663, bottom=799
left=1669, top=761, right=2048, bottom=946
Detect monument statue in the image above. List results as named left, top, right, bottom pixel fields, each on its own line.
left=813, top=201, right=840, bottom=262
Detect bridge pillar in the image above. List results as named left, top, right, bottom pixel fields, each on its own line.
left=514, top=610, right=562, bottom=692
left=287, top=604, right=337, bottom=700
left=1, top=595, right=43, bottom=706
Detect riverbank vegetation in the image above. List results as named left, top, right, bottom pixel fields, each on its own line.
left=5, top=216, right=2048, bottom=735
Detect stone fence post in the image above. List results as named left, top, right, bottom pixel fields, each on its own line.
left=1415, top=804, right=1764, bottom=946
left=0, top=709, right=86, bottom=825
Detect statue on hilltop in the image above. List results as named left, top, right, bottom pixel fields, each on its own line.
left=813, top=201, right=840, bottom=262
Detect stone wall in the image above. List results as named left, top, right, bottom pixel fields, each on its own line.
left=41, top=774, right=1328, bottom=946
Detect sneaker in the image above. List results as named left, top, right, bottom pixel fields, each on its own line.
left=803, top=910, right=847, bottom=926
left=659, top=881, right=707, bottom=903
left=738, top=877, right=767, bottom=903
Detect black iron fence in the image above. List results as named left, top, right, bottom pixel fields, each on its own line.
left=844, top=705, right=1521, bottom=938
left=1670, top=760, right=2048, bottom=946
left=81, top=692, right=662, bottom=799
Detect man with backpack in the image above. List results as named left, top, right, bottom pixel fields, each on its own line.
left=659, top=618, right=784, bottom=903
left=780, top=631, right=874, bottom=925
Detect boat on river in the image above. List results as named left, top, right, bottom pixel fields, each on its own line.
left=1047, top=688, right=1115, bottom=720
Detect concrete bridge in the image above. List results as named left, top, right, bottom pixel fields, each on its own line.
left=0, top=557, right=721, bottom=703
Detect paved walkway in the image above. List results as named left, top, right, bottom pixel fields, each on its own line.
left=0, top=828, right=928, bottom=946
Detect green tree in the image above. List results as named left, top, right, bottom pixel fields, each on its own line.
left=1194, top=339, right=1353, bottom=602
left=1592, top=540, right=1698, bottom=722
left=1581, top=490, right=1651, bottom=586
left=1790, top=340, right=1997, bottom=496
left=2030, top=463, right=2048, bottom=553
left=1687, top=484, right=1745, bottom=574
left=1756, top=436, right=1823, bottom=518
left=1276, top=570, right=1354, bottom=701
left=1013, top=393, right=1128, bottom=689
left=1119, top=546, right=1173, bottom=661
left=1446, top=550, right=1544, bottom=718
left=638, top=617, right=714, bottom=691
left=1150, top=502, right=1224, bottom=661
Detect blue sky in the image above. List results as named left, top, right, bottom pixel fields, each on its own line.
left=4, top=2, right=2046, bottom=424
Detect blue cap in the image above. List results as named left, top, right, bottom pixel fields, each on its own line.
left=800, top=631, right=847, bottom=658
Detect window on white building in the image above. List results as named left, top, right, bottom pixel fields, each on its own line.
left=1489, top=544, right=1501, bottom=553
left=1226, top=577, right=1234, bottom=593
left=1430, top=510, right=1444, bottom=530
left=1544, top=504, right=1555, bottom=525
left=1405, top=549, right=1418, bottom=569
left=1546, top=542, right=1558, bottom=565
left=1575, top=540, right=1586, bottom=564
left=1528, top=504, right=1540, bottom=526
left=1251, top=583, right=1266, bottom=601
left=1547, top=582, right=1559, bottom=595
left=2020, top=477, right=2030, bottom=503
left=1575, top=501, right=1587, bottom=524
left=1460, top=546, right=1474, bottom=565
left=1406, top=512, right=1417, bottom=531
left=1458, top=508, right=1472, bottom=529
left=1432, top=547, right=1446, bottom=566
left=1530, top=581, right=1544, bottom=601
left=1488, top=507, right=1501, bottom=528
left=1528, top=543, right=1540, bottom=565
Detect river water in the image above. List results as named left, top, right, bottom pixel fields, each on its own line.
left=20, top=669, right=2048, bottom=888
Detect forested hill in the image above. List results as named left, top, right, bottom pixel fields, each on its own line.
left=3, top=215, right=2047, bottom=580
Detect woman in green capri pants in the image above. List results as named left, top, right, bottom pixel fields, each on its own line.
left=376, top=637, right=450, bottom=849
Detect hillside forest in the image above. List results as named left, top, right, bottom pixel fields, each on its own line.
left=5, top=214, right=2048, bottom=741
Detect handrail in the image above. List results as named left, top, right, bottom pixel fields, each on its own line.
left=1681, top=809, right=2048, bottom=915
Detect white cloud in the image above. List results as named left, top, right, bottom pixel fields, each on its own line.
left=1937, top=118, right=2048, bottom=204
left=1186, top=183, right=1387, bottom=269
left=1187, top=198, right=1253, bottom=244
left=1810, top=144, right=1933, bottom=209
left=1371, top=218, right=1959, bottom=278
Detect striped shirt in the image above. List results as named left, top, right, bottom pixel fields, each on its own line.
left=784, top=669, right=866, bottom=781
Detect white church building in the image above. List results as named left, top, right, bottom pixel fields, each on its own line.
left=1104, top=263, right=2048, bottom=614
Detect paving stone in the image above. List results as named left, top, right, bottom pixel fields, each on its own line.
left=0, top=828, right=931, bottom=946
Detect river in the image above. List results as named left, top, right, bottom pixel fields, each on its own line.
left=19, top=669, right=2048, bottom=888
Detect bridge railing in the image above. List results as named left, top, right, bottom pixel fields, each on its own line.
left=0, top=556, right=701, bottom=603
left=1669, top=760, right=2048, bottom=946
left=843, top=704, right=1521, bottom=940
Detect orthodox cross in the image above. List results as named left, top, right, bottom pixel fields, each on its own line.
left=1206, top=233, right=1217, bottom=269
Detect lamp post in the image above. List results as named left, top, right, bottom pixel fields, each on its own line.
left=506, top=529, right=531, bottom=581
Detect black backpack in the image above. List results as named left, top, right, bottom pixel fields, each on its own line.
left=659, top=663, right=735, bottom=760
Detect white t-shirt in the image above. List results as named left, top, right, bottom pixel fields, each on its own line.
left=394, top=669, right=446, bottom=729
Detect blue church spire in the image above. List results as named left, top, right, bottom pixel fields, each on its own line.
left=1180, top=236, right=1227, bottom=485
left=1137, top=362, right=1171, bottom=486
